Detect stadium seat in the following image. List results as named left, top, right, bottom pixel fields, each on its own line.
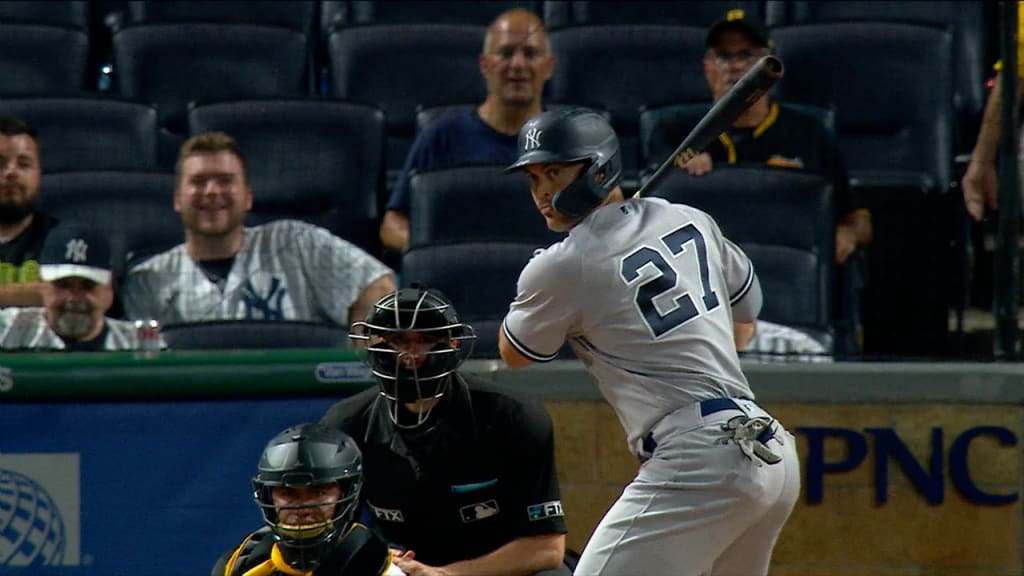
left=325, top=24, right=486, bottom=187
left=0, top=97, right=159, bottom=172
left=646, top=167, right=835, bottom=342
left=547, top=24, right=709, bottom=190
left=122, top=1, right=316, bottom=34
left=544, top=1, right=774, bottom=29
left=406, top=164, right=562, bottom=249
left=161, top=319, right=349, bottom=350
left=638, top=100, right=836, bottom=177
left=0, top=1, right=90, bottom=30
left=111, top=23, right=311, bottom=134
left=187, top=98, right=387, bottom=256
left=776, top=1, right=987, bottom=142
left=400, top=243, right=540, bottom=359
left=772, top=22, right=952, bottom=183
left=324, top=0, right=541, bottom=32
left=772, top=22, right=955, bottom=355
left=37, top=171, right=181, bottom=283
left=0, top=25, right=90, bottom=95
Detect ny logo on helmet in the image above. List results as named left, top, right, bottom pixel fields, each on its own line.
left=524, top=128, right=542, bottom=150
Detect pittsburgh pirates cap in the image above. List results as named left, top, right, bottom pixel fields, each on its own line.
left=706, top=8, right=773, bottom=49
left=39, top=223, right=113, bottom=285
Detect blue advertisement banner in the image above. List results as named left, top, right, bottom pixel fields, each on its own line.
left=1, top=396, right=347, bottom=575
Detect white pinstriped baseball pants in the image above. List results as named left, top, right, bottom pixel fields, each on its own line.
left=574, top=399, right=800, bottom=576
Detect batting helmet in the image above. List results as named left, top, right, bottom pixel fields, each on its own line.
left=349, top=287, right=476, bottom=428
left=505, top=107, right=622, bottom=218
left=252, top=423, right=363, bottom=572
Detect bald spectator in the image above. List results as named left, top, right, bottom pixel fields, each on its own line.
left=379, top=8, right=555, bottom=251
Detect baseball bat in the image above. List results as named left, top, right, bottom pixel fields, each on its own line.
left=635, top=55, right=784, bottom=197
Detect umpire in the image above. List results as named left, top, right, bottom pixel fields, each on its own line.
left=322, top=287, right=572, bottom=576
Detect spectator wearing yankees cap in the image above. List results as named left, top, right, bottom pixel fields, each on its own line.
left=0, top=223, right=162, bottom=351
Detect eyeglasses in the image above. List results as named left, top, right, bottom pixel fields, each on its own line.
left=707, top=49, right=765, bottom=67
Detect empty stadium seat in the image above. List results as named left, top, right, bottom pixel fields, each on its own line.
left=325, top=24, right=486, bottom=186
left=406, top=164, right=562, bottom=249
left=544, top=1, right=774, bottom=29
left=111, top=23, right=311, bottom=134
left=0, top=24, right=90, bottom=95
left=772, top=22, right=955, bottom=356
left=772, top=22, right=953, bottom=184
left=38, top=171, right=181, bottom=283
left=0, top=97, right=159, bottom=172
left=547, top=25, right=709, bottom=190
left=122, top=1, right=316, bottom=34
left=777, top=1, right=986, bottom=136
left=0, top=1, right=90, bottom=30
left=401, top=243, right=541, bottom=359
left=646, top=167, right=835, bottom=342
left=162, top=319, right=349, bottom=350
left=324, top=0, right=541, bottom=32
left=187, top=98, right=387, bottom=255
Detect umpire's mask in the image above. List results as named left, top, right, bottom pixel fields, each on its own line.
left=350, top=287, right=476, bottom=429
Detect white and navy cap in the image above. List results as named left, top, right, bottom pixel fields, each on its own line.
left=38, top=224, right=113, bottom=285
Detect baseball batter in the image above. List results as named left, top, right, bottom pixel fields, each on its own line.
left=498, top=108, right=800, bottom=575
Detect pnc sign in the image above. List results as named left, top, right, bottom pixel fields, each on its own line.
left=798, top=426, right=1019, bottom=505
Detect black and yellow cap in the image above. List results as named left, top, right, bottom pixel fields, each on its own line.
left=706, top=8, right=773, bottom=49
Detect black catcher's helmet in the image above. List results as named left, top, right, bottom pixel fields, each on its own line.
left=505, top=107, right=622, bottom=218
left=252, top=423, right=363, bottom=572
left=349, top=287, right=476, bottom=428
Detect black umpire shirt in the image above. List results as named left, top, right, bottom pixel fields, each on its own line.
left=321, top=372, right=567, bottom=568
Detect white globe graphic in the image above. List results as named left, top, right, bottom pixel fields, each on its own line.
left=0, top=468, right=66, bottom=566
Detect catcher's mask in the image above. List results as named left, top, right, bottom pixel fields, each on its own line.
left=252, top=423, right=363, bottom=572
left=350, top=287, right=476, bottom=429
left=504, top=107, right=622, bottom=218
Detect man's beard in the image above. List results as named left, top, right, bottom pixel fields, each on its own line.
left=53, top=302, right=97, bottom=340
left=0, top=198, right=35, bottom=225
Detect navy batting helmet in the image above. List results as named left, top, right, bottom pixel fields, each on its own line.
left=349, top=287, right=476, bottom=428
left=505, top=107, right=621, bottom=218
left=252, top=423, right=363, bottom=572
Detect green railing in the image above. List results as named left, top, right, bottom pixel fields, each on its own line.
left=0, top=349, right=375, bottom=401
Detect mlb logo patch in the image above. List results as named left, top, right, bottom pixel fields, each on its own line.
left=527, top=500, right=564, bottom=521
left=459, top=500, right=499, bottom=523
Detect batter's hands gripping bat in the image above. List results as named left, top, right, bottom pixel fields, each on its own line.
left=635, top=55, right=784, bottom=197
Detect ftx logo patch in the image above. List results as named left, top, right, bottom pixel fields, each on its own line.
left=460, top=500, right=499, bottom=523
left=369, top=502, right=405, bottom=523
left=527, top=500, right=564, bottom=521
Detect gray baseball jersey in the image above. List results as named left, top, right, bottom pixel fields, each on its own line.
left=122, top=219, right=392, bottom=327
left=0, top=308, right=149, bottom=350
left=502, top=197, right=761, bottom=454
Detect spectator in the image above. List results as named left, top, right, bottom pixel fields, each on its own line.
left=122, top=132, right=395, bottom=328
left=648, top=8, right=870, bottom=355
left=379, top=8, right=555, bottom=251
left=322, top=287, right=571, bottom=576
left=961, top=49, right=1024, bottom=220
left=0, top=223, right=157, bottom=351
left=213, top=422, right=405, bottom=575
left=0, top=116, right=59, bottom=307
